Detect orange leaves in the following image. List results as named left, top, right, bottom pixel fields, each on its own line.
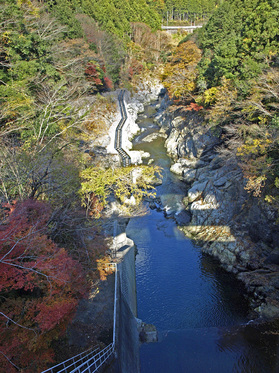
left=184, top=102, right=204, bottom=112
left=0, top=199, right=87, bottom=371
left=96, top=256, right=115, bottom=281
left=161, top=40, right=202, bottom=101
left=1, top=200, right=17, bottom=216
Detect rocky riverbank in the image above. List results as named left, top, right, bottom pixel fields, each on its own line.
left=155, top=98, right=279, bottom=319
left=89, top=79, right=164, bottom=167
left=87, top=81, right=279, bottom=320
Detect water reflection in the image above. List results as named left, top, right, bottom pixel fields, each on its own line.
left=216, top=321, right=279, bottom=373
left=140, top=324, right=279, bottom=373
left=127, top=209, right=249, bottom=331
left=130, top=104, right=279, bottom=372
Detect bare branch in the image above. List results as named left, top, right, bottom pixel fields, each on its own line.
left=0, top=351, right=20, bottom=371
left=0, top=312, right=37, bottom=336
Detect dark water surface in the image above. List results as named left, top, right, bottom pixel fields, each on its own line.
left=126, top=105, right=279, bottom=373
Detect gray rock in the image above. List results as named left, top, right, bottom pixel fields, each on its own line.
left=210, top=157, right=224, bottom=170
left=141, top=132, right=166, bottom=143
left=188, top=181, right=208, bottom=203
left=213, top=176, right=228, bottom=187
left=180, top=158, right=199, bottom=168
left=172, top=116, right=184, bottom=127
left=271, top=277, right=279, bottom=289
left=170, top=163, right=183, bottom=175
left=185, top=137, right=197, bottom=157
left=175, top=210, right=191, bottom=226
left=264, top=249, right=279, bottom=265
left=259, top=303, right=279, bottom=319
left=139, top=323, right=158, bottom=343
left=182, top=168, right=196, bottom=183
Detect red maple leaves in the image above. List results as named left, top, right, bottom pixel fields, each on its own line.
left=85, top=62, right=113, bottom=91
left=0, top=199, right=87, bottom=372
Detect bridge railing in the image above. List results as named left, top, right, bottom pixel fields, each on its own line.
left=41, top=264, right=118, bottom=373
left=67, top=343, right=114, bottom=373
left=41, top=347, right=100, bottom=373
left=161, top=25, right=202, bottom=33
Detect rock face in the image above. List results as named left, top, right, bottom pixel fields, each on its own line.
left=104, top=80, right=164, bottom=165
left=155, top=101, right=279, bottom=319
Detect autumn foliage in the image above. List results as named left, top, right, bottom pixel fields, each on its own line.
left=184, top=102, right=203, bottom=111
left=0, top=200, right=88, bottom=372
left=85, top=62, right=113, bottom=91
left=161, top=40, right=202, bottom=101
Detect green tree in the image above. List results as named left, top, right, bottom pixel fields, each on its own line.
left=79, top=165, right=162, bottom=217
left=198, top=0, right=279, bottom=87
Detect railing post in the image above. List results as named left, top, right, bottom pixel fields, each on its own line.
left=113, top=263, right=118, bottom=352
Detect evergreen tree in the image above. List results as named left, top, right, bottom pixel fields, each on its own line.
left=198, top=0, right=279, bottom=87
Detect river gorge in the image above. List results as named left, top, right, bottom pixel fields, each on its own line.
left=124, top=98, right=279, bottom=372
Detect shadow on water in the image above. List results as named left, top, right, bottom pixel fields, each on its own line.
left=140, top=322, right=279, bottom=373
left=127, top=102, right=279, bottom=372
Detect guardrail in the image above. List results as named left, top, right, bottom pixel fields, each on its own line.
left=41, top=264, right=118, bottom=373
left=115, top=90, right=131, bottom=167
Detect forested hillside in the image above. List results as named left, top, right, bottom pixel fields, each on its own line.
left=162, top=0, right=279, bottom=215
left=44, top=0, right=161, bottom=38
left=159, top=0, right=221, bottom=22
left=0, top=0, right=162, bottom=370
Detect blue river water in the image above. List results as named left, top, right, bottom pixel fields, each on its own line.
left=126, top=105, right=279, bottom=373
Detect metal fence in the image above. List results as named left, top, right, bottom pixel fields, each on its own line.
left=41, top=264, right=118, bottom=373
left=115, top=90, right=131, bottom=167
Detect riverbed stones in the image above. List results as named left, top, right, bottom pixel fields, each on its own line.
left=174, top=210, right=191, bottom=226
left=140, top=132, right=167, bottom=143
left=170, top=162, right=183, bottom=175
left=188, top=181, right=208, bottom=203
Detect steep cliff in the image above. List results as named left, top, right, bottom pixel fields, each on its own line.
left=155, top=101, right=279, bottom=319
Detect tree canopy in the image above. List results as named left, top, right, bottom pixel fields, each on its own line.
left=198, top=0, right=279, bottom=87
left=45, top=0, right=162, bottom=39
left=0, top=199, right=87, bottom=371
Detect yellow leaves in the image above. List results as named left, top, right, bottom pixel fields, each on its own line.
left=127, top=41, right=145, bottom=61
left=0, top=84, right=34, bottom=125
left=265, top=195, right=274, bottom=203
left=237, top=138, right=272, bottom=156
left=203, top=87, right=218, bottom=105
left=17, top=0, right=39, bottom=17
left=258, top=116, right=268, bottom=125
left=161, top=40, right=201, bottom=100
left=96, top=257, right=114, bottom=281
left=79, top=165, right=162, bottom=217
left=1, top=31, right=12, bottom=45
left=204, top=78, right=237, bottom=125
left=244, top=175, right=266, bottom=197
left=242, top=37, right=252, bottom=52
left=172, top=41, right=202, bottom=67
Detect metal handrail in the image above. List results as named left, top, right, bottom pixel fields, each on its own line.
left=69, top=343, right=114, bottom=373
left=55, top=348, right=100, bottom=373
left=113, top=263, right=118, bottom=347
left=41, top=347, right=100, bottom=373
left=41, top=264, right=118, bottom=373
left=115, top=90, right=131, bottom=167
